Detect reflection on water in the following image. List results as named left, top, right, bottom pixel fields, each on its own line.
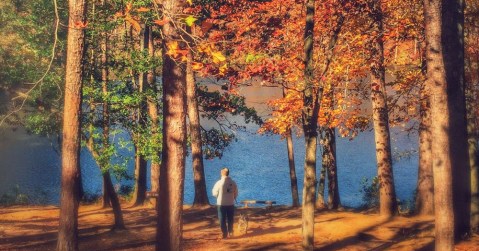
left=0, top=126, right=418, bottom=207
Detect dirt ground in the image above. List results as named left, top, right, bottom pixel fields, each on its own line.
left=0, top=203, right=478, bottom=251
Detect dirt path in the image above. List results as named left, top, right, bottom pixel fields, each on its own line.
left=1, top=203, right=478, bottom=250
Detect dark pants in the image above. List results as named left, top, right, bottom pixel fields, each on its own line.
left=217, top=205, right=235, bottom=238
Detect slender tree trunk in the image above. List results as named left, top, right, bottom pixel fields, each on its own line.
left=145, top=25, right=161, bottom=199
left=316, top=151, right=326, bottom=209
left=416, top=82, right=434, bottom=215
left=368, top=0, right=397, bottom=217
left=132, top=151, right=147, bottom=205
left=424, top=0, right=470, bottom=248
left=301, top=0, right=320, bottom=249
left=101, top=1, right=111, bottom=208
left=325, top=127, right=340, bottom=209
left=56, top=0, right=86, bottom=250
left=186, top=32, right=209, bottom=207
left=132, top=25, right=149, bottom=206
left=156, top=0, right=187, bottom=249
left=286, top=128, right=300, bottom=207
left=103, top=172, right=125, bottom=230
left=100, top=17, right=124, bottom=229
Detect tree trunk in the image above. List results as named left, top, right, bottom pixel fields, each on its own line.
left=103, top=172, right=125, bottom=230
left=186, top=35, right=209, bottom=207
left=468, top=90, right=479, bottom=232
left=316, top=153, right=326, bottom=209
left=301, top=0, right=320, bottom=250
left=56, top=0, right=86, bottom=250
left=102, top=180, right=111, bottom=208
left=100, top=16, right=124, bottom=229
left=101, top=2, right=111, bottom=209
left=368, top=0, right=397, bottom=217
left=132, top=151, right=147, bottom=206
left=416, top=82, right=434, bottom=215
left=286, top=128, right=300, bottom=207
left=324, top=127, right=340, bottom=209
left=145, top=25, right=161, bottom=199
left=156, top=0, right=187, bottom=249
left=132, top=25, right=149, bottom=207
left=424, top=0, right=470, bottom=248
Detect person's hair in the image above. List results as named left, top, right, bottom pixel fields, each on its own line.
left=221, top=167, right=229, bottom=176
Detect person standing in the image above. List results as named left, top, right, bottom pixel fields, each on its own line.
left=212, top=167, right=238, bottom=239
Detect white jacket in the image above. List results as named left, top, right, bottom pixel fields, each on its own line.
left=212, top=176, right=238, bottom=206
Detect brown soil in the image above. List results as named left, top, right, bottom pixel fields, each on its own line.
left=0, top=203, right=478, bottom=250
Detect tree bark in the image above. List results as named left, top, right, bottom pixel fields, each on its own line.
left=101, top=1, right=111, bottom=209
left=156, top=0, right=187, bottom=249
left=100, top=16, right=124, bottom=229
left=316, top=154, right=326, bottom=209
left=285, top=128, right=300, bottom=207
left=424, top=0, right=470, bottom=248
left=301, top=0, right=320, bottom=250
left=132, top=151, right=147, bottom=206
left=467, top=79, right=479, bottom=232
left=103, top=172, right=125, bottom=230
left=56, top=0, right=86, bottom=250
left=145, top=25, right=161, bottom=199
left=324, top=127, right=340, bottom=209
left=186, top=34, right=210, bottom=207
left=131, top=25, right=149, bottom=206
left=416, top=82, right=434, bottom=215
left=368, top=0, right=397, bottom=217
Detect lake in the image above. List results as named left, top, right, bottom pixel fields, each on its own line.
left=0, top=125, right=418, bottom=208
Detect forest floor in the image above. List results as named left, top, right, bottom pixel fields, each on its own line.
left=0, top=202, right=478, bottom=251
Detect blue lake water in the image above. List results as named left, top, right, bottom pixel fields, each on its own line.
left=0, top=127, right=418, bottom=208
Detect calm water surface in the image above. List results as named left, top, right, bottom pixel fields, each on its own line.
left=0, top=126, right=418, bottom=208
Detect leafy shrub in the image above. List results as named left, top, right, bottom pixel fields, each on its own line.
left=0, top=185, right=30, bottom=206
left=360, top=176, right=379, bottom=209
left=81, top=192, right=101, bottom=204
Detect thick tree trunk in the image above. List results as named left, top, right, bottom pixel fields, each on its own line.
left=301, top=0, right=320, bottom=250
left=467, top=83, right=479, bottom=231
left=132, top=25, right=149, bottom=206
left=156, top=0, right=187, bottom=249
left=145, top=26, right=161, bottom=198
left=316, top=154, right=326, bottom=209
left=186, top=40, right=209, bottom=207
left=285, top=128, right=300, bottom=207
left=56, top=0, right=86, bottom=250
left=324, top=127, right=340, bottom=209
left=368, top=0, right=397, bottom=217
left=424, top=0, right=470, bottom=248
left=416, top=83, right=434, bottom=215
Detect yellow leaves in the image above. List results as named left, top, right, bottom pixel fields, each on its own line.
left=196, top=44, right=228, bottom=75
left=211, top=51, right=226, bottom=64
left=187, top=0, right=193, bottom=5
left=136, top=7, right=150, bottom=12
left=166, top=41, right=188, bottom=60
left=191, top=62, right=204, bottom=71
left=184, top=16, right=198, bottom=26
left=219, top=64, right=228, bottom=75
